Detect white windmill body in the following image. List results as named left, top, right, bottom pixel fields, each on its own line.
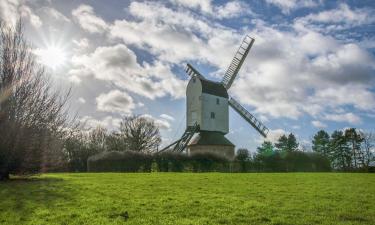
left=160, top=35, right=269, bottom=159
left=186, top=76, right=234, bottom=158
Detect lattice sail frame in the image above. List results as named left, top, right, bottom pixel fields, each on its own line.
left=221, top=35, right=254, bottom=90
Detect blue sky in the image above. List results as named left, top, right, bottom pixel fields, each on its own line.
left=1, top=0, right=374, bottom=151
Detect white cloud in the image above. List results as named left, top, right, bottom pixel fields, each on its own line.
left=80, top=115, right=121, bottom=130
left=109, top=1, right=375, bottom=122
left=73, top=38, right=90, bottom=51
left=323, top=113, right=362, bottom=125
left=96, top=90, right=136, bottom=114
left=20, top=5, right=42, bottom=28
left=140, top=114, right=171, bottom=130
left=231, top=21, right=375, bottom=120
left=169, top=0, right=251, bottom=19
left=311, top=120, right=326, bottom=128
left=266, top=128, right=287, bottom=143
left=72, top=4, right=108, bottom=33
left=77, top=97, right=86, bottom=104
left=295, top=3, right=375, bottom=32
left=0, top=1, right=42, bottom=28
left=266, top=0, right=319, bottom=14
left=0, top=0, right=19, bottom=26
left=40, top=7, right=70, bottom=22
left=111, top=1, right=242, bottom=66
left=160, top=114, right=175, bottom=121
left=70, top=44, right=186, bottom=99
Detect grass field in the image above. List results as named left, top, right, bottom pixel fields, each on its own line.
left=0, top=173, right=374, bottom=225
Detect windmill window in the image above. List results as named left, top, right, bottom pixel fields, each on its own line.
left=216, top=98, right=220, bottom=105
left=210, top=112, right=215, bottom=119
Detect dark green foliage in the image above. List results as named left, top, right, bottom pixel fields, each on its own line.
left=345, top=128, right=364, bottom=169
left=275, top=135, right=289, bottom=152
left=275, top=133, right=299, bottom=152
left=87, top=151, right=153, bottom=172
left=330, top=130, right=351, bottom=171
left=154, top=152, right=189, bottom=172
left=236, top=139, right=331, bottom=172
left=87, top=151, right=229, bottom=172
left=312, top=130, right=330, bottom=157
left=311, top=129, right=373, bottom=171
left=235, top=148, right=250, bottom=172
left=257, top=141, right=274, bottom=156
left=189, top=152, right=229, bottom=172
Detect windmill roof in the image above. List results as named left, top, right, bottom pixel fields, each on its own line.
left=199, top=78, right=228, bottom=98
left=188, top=131, right=234, bottom=146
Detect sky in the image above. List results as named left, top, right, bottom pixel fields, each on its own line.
left=1, top=0, right=374, bottom=151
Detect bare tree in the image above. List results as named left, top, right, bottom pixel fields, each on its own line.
left=119, top=115, right=161, bottom=153
left=0, top=22, right=70, bottom=180
left=88, top=126, right=108, bottom=152
left=359, top=131, right=375, bottom=170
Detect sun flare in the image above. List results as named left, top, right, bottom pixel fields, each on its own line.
left=36, top=45, right=67, bottom=69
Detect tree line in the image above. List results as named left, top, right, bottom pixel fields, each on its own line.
left=64, top=115, right=161, bottom=172
left=311, top=129, right=374, bottom=171
left=235, top=130, right=374, bottom=172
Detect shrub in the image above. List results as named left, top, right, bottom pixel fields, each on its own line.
left=189, top=152, right=229, bottom=172
left=87, top=151, right=152, bottom=172
left=154, top=152, right=189, bottom=172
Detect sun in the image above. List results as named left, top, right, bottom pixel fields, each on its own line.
left=36, top=45, right=67, bottom=69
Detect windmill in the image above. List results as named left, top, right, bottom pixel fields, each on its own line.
left=160, top=35, right=269, bottom=158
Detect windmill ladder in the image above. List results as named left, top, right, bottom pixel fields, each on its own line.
left=158, top=122, right=200, bottom=153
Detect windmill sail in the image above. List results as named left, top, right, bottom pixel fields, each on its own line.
left=185, top=63, right=205, bottom=79
left=228, top=97, right=269, bottom=138
left=222, top=35, right=254, bottom=90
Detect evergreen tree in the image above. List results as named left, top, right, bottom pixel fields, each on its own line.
left=257, top=141, right=274, bottom=156
left=344, top=128, right=364, bottom=169
left=287, top=133, right=299, bottom=152
left=330, top=130, right=351, bottom=170
left=312, top=130, right=330, bottom=157
left=275, top=135, right=288, bottom=152
left=275, top=133, right=299, bottom=152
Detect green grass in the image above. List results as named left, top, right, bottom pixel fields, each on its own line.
left=0, top=173, right=374, bottom=225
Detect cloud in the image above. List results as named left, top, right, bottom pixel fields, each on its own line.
left=73, top=38, right=89, bottom=51
left=160, top=114, right=175, bottom=121
left=0, top=1, right=42, bottom=28
left=140, top=114, right=171, bottom=130
left=80, top=115, right=121, bottom=130
left=68, top=1, right=375, bottom=129
left=266, top=0, right=319, bottom=14
left=169, top=0, right=251, bottom=19
left=311, top=120, right=326, bottom=128
left=96, top=90, right=136, bottom=114
left=77, top=97, right=86, bottom=104
left=295, top=3, right=375, bottom=32
left=108, top=1, right=375, bottom=124
left=72, top=4, right=108, bottom=33
left=70, top=44, right=186, bottom=99
left=231, top=21, right=375, bottom=120
left=40, top=7, right=70, bottom=22
left=266, top=128, right=287, bottom=143
left=19, top=5, right=42, bottom=28
left=323, top=113, right=362, bottom=125
left=111, top=1, right=242, bottom=66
